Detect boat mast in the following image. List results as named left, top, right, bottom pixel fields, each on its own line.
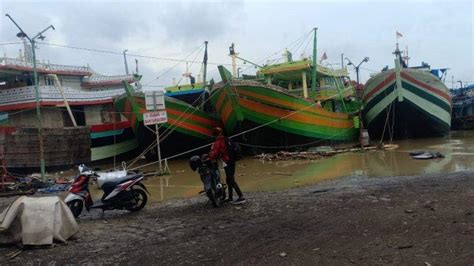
left=229, top=43, right=238, bottom=77
left=393, top=40, right=404, bottom=102
left=203, top=41, right=208, bottom=88
left=200, top=41, right=208, bottom=110
left=311, top=28, right=318, bottom=94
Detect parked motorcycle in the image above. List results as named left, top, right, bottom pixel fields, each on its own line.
left=65, top=164, right=149, bottom=218
left=189, top=155, right=226, bottom=208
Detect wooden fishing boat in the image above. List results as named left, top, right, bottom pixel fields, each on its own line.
left=451, top=85, right=474, bottom=130
left=0, top=47, right=140, bottom=169
left=115, top=82, right=222, bottom=160
left=209, top=29, right=360, bottom=152
left=362, top=45, right=451, bottom=140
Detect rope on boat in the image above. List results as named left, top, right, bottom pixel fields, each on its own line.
left=126, top=84, right=216, bottom=169
left=128, top=94, right=354, bottom=171
left=142, top=43, right=204, bottom=86
left=379, top=102, right=395, bottom=144
left=240, top=29, right=314, bottom=74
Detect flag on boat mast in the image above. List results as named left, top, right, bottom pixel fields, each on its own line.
left=319, top=52, right=327, bottom=63
left=396, top=31, right=403, bottom=39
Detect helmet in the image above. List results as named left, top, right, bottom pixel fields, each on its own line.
left=78, top=164, right=93, bottom=175
left=212, top=127, right=223, bottom=137
left=189, top=155, right=202, bottom=171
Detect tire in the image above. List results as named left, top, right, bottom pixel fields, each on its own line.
left=127, top=188, right=148, bottom=212
left=207, top=189, right=219, bottom=208
left=218, top=187, right=226, bottom=201
left=67, top=199, right=83, bottom=218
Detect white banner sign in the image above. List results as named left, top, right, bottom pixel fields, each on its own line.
left=145, top=91, right=165, bottom=111
left=143, top=111, right=168, bottom=125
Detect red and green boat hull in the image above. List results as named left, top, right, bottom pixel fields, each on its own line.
left=210, top=82, right=358, bottom=152
left=115, top=88, right=221, bottom=159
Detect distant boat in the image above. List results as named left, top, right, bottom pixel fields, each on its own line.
left=451, top=84, right=474, bottom=130
left=209, top=29, right=360, bottom=152
left=362, top=45, right=451, bottom=140
left=0, top=44, right=139, bottom=169
left=114, top=82, right=221, bottom=160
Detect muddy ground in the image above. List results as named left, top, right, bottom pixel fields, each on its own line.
left=0, top=170, right=473, bottom=265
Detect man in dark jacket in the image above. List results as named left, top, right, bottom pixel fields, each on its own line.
left=208, top=127, right=246, bottom=204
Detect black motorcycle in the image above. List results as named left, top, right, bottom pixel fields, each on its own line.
left=190, top=155, right=226, bottom=208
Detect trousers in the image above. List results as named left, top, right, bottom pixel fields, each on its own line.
left=224, top=162, right=243, bottom=199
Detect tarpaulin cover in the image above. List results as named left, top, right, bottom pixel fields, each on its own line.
left=0, top=196, right=79, bottom=245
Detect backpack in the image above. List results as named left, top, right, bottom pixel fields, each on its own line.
left=226, top=138, right=242, bottom=162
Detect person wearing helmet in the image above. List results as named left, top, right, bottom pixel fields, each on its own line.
left=208, top=127, right=246, bottom=204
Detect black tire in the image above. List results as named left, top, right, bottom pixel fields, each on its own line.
left=127, top=188, right=148, bottom=212
left=207, top=189, right=219, bottom=208
left=67, top=199, right=83, bottom=218
left=218, top=187, right=226, bottom=201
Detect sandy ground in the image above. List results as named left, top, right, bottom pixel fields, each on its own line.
left=0, top=170, right=473, bottom=265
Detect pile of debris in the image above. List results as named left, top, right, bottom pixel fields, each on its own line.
left=255, top=144, right=399, bottom=161
left=0, top=171, right=72, bottom=197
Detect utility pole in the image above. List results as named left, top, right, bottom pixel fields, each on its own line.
left=345, top=56, right=369, bottom=99
left=5, top=14, right=54, bottom=181
left=123, top=49, right=129, bottom=75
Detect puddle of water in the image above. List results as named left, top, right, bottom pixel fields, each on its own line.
left=93, top=130, right=474, bottom=203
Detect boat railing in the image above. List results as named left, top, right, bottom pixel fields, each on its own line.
left=84, top=74, right=137, bottom=83
left=0, top=85, right=126, bottom=107
left=0, top=57, right=92, bottom=74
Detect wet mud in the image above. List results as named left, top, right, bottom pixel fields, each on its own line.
left=0, top=170, right=472, bottom=264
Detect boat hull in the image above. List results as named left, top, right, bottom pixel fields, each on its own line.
left=210, top=81, right=358, bottom=152
left=452, top=96, right=474, bottom=130
left=115, top=93, right=221, bottom=160
left=362, top=69, right=451, bottom=140
left=89, top=121, right=139, bottom=161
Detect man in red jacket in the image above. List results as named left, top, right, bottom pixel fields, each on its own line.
left=208, top=127, right=246, bottom=204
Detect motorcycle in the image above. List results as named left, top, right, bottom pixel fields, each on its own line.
left=64, top=164, right=150, bottom=218
left=189, top=155, right=226, bottom=208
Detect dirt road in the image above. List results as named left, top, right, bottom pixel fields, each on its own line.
left=1, top=171, right=473, bottom=265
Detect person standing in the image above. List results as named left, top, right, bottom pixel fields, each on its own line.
left=208, top=127, right=246, bottom=204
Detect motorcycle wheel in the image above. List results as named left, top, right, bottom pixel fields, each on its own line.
left=67, top=199, right=83, bottom=218
left=207, top=189, right=219, bottom=208
left=127, top=188, right=148, bottom=212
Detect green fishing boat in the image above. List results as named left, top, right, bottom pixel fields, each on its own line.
left=115, top=42, right=222, bottom=160
left=210, top=29, right=360, bottom=152
left=114, top=82, right=222, bottom=160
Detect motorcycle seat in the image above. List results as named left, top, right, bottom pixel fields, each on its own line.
left=98, top=173, right=142, bottom=190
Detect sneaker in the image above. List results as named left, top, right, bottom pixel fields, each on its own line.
left=224, top=198, right=234, bottom=203
left=232, top=197, right=246, bottom=205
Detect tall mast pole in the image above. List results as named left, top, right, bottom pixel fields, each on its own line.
left=311, top=28, right=318, bottom=93
left=203, top=41, right=208, bottom=88
left=200, top=41, right=208, bottom=110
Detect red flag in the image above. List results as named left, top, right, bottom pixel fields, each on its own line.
left=396, top=31, right=403, bottom=38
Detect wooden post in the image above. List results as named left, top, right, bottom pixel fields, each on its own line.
left=49, top=74, right=77, bottom=127
left=302, top=71, right=308, bottom=98
left=288, top=82, right=293, bottom=90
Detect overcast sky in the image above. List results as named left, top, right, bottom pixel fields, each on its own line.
left=1, top=0, right=472, bottom=90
